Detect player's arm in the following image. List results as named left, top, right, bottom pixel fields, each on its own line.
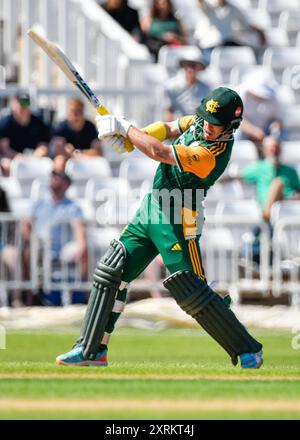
left=128, top=125, right=176, bottom=165
left=96, top=114, right=195, bottom=159
left=96, top=115, right=180, bottom=164
left=142, top=119, right=180, bottom=140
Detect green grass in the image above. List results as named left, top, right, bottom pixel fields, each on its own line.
left=0, top=329, right=300, bottom=419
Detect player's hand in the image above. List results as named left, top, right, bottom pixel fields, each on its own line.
left=96, top=115, right=132, bottom=139
left=102, top=135, right=128, bottom=154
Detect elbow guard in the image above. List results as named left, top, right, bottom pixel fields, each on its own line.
left=142, top=121, right=167, bottom=142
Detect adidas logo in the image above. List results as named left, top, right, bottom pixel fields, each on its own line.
left=171, top=243, right=182, bottom=251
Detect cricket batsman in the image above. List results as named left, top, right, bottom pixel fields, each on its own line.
left=56, top=87, right=263, bottom=369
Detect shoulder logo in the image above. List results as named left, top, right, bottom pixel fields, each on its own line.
left=192, top=154, right=200, bottom=162
left=206, top=99, right=220, bottom=113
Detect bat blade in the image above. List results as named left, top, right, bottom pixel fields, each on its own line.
left=27, top=28, right=134, bottom=151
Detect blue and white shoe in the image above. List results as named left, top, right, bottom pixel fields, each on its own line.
left=56, top=346, right=108, bottom=367
left=240, top=350, right=263, bottom=369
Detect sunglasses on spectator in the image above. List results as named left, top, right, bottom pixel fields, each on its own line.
left=182, top=61, right=203, bottom=69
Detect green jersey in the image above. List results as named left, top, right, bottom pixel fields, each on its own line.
left=152, top=115, right=234, bottom=209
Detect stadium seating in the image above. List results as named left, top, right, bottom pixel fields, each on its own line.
left=281, top=65, right=300, bottom=103
left=278, top=9, right=300, bottom=45
left=270, top=200, right=300, bottom=224
left=280, top=141, right=300, bottom=164
left=157, top=45, right=208, bottom=77
left=259, top=0, right=299, bottom=26
left=265, top=27, right=289, bottom=47
left=263, top=47, right=300, bottom=82
left=210, top=47, right=256, bottom=83
left=65, top=158, right=112, bottom=197
left=206, top=180, right=245, bottom=202
left=85, top=177, right=131, bottom=201
left=270, top=200, right=300, bottom=304
left=9, top=198, right=33, bottom=218
left=215, top=200, right=262, bottom=221
left=9, top=157, right=53, bottom=198
left=230, top=140, right=258, bottom=162
left=119, top=157, right=158, bottom=188
left=229, top=65, right=274, bottom=86
left=281, top=105, right=300, bottom=140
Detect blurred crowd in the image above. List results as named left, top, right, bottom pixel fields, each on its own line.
left=1, top=0, right=300, bottom=307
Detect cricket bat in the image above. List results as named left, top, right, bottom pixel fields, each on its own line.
left=27, top=28, right=134, bottom=152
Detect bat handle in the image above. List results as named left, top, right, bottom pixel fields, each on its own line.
left=96, top=105, right=134, bottom=153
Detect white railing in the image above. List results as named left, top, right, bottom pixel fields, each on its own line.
left=0, top=214, right=120, bottom=306
left=0, top=83, right=163, bottom=126
left=0, top=214, right=276, bottom=307
left=272, top=218, right=300, bottom=306
left=0, top=214, right=39, bottom=305
left=202, top=218, right=271, bottom=303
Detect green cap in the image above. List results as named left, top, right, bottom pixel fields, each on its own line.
left=196, top=87, right=243, bottom=127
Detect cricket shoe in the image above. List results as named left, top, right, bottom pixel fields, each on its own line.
left=240, top=350, right=263, bottom=369
left=56, top=346, right=108, bottom=367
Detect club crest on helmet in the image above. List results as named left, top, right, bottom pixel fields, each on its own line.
left=206, top=99, right=220, bottom=114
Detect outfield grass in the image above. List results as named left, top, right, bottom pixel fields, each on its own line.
left=0, top=329, right=299, bottom=420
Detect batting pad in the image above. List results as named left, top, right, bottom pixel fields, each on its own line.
left=79, top=239, right=126, bottom=360
left=164, top=271, right=262, bottom=365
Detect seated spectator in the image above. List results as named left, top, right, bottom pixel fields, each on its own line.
left=164, top=48, right=211, bottom=121
left=28, top=170, right=88, bottom=305
left=3, top=170, right=88, bottom=306
left=236, top=70, right=284, bottom=156
left=194, top=0, right=266, bottom=58
left=0, top=185, right=29, bottom=307
left=101, top=0, right=142, bottom=42
left=242, top=137, right=300, bottom=222
left=51, top=98, right=103, bottom=171
left=0, top=92, right=51, bottom=175
left=141, top=0, right=187, bottom=61
left=0, top=185, right=10, bottom=258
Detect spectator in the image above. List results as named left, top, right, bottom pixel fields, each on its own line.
left=0, top=92, right=51, bottom=174
left=101, top=0, right=142, bottom=42
left=3, top=171, right=88, bottom=306
left=51, top=98, right=103, bottom=171
left=194, top=0, right=266, bottom=58
left=0, top=185, right=29, bottom=307
left=141, top=0, right=187, bottom=61
left=26, top=170, right=88, bottom=305
left=164, top=48, right=211, bottom=121
left=0, top=185, right=10, bottom=258
left=237, top=70, right=284, bottom=156
left=0, top=185, right=10, bottom=213
left=242, top=137, right=300, bottom=222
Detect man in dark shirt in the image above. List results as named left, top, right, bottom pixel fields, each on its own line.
left=0, top=92, right=51, bottom=158
left=52, top=98, right=102, bottom=155
left=102, top=0, right=142, bottom=41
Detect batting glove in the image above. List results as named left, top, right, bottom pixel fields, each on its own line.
left=102, top=135, right=128, bottom=154
left=96, top=115, right=132, bottom=139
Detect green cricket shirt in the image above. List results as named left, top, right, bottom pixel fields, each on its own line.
left=152, top=115, right=234, bottom=209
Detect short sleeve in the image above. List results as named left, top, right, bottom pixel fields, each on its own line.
left=172, top=144, right=216, bottom=179
left=68, top=203, right=83, bottom=220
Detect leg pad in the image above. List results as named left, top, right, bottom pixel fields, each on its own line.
left=164, top=271, right=262, bottom=365
left=78, top=239, right=126, bottom=360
